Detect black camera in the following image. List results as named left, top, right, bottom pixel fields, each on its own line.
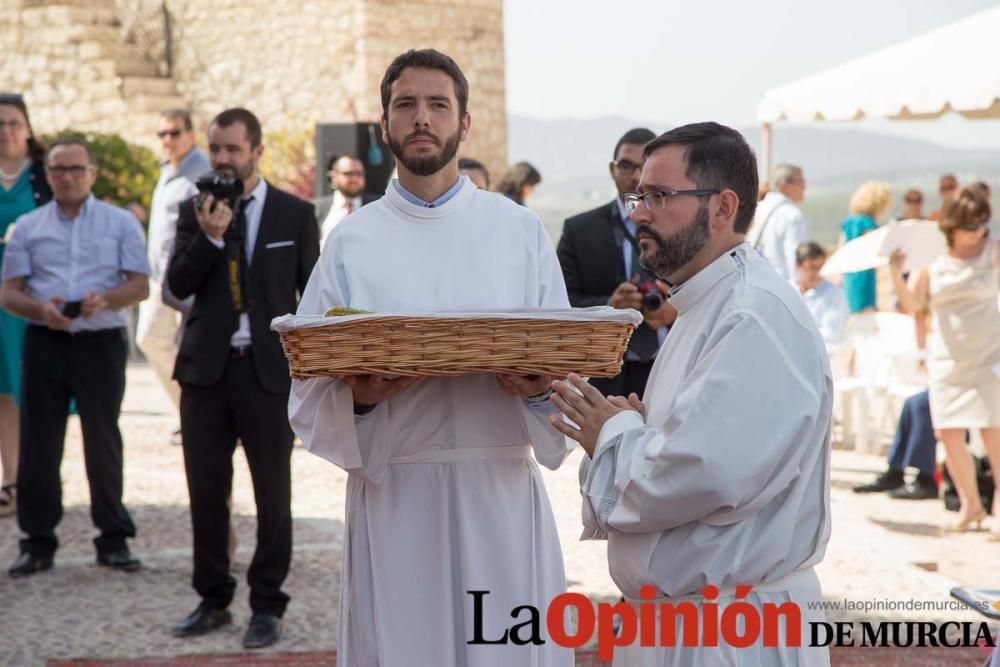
left=637, top=280, right=665, bottom=311
left=195, top=171, right=244, bottom=212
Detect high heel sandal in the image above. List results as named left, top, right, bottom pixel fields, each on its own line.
left=944, top=508, right=988, bottom=533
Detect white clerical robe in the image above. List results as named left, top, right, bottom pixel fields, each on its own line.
left=290, top=177, right=575, bottom=666
left=581, top=243, right=832, bottom=666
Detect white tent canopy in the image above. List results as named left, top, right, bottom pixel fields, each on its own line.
left=757, top=5, right=1000, bottom=125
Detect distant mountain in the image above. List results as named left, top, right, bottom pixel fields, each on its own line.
left=507, top=114, right=999, bottom=245
left=507, top=114, right=999, bottom=194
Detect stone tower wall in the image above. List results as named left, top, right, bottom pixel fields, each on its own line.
left=0, top=0, right=508, bottom=181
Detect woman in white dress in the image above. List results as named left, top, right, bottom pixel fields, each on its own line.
left=892, top=186, right=1000, bottom=536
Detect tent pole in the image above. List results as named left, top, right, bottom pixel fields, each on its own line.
left=760, top=122, right=772, bottom=186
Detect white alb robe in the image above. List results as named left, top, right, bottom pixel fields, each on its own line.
left=289, top=177, right=575, bottom=666
left=581, top=243, right=832, bottom=666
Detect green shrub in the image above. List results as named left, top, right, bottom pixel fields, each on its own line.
left=42, top=130, right=159, bottom=213
left=259, top=127, right=316, bottom=200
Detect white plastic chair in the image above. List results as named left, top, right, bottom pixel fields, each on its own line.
left=833, top=312, right=923, bottom=453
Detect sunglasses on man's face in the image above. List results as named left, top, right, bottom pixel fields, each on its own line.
left=157, top=129, right=183, bottom=139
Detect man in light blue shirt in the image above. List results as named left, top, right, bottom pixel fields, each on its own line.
left=794, top=241, right=849, bottom=346
left=0, top=136, right=149, bottom=578
left=136, top=109, right=210, bottom=411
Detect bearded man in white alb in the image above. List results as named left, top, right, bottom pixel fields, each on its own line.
left=551, top=123, right=831, bottom=666
left=289, top=49, right=574, bottom=666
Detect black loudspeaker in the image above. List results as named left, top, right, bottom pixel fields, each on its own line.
left=315, top=122, right=396, bottom=198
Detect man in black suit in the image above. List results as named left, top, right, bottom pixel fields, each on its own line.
left=557, top=128, right=676, bottom=399
left=314, top=155, right=378, bottom=245
left=166, top=108, right=319, bottom=649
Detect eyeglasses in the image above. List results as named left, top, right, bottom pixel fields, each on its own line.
left=0, top=120, right=25, bottom=130
left=623, top=188, right=720, bottom=213
left=904, top=197, right=923, bottom=204
left=958, top=221, right=988, bottom=232
left=157, top=129, right=183, bottom=139
left=335, top=170, right=364, bottom=178
left=47, top=165, right=92, bottom=177
left=614, top=159, right=641, bottom=175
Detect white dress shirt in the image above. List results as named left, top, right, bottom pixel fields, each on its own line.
left=797, top=278, right=850, bottom=345
left=320, top=190, right=362, bottom=245
left=204, top=177, right=267, bottom=347
left=747, top=191, right=808, bottom=280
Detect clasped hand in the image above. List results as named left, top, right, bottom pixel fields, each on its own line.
left=549, top=373, right=645, bottom=456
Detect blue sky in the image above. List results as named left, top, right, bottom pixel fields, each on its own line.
left=503, top=0, right=1000, bottom=148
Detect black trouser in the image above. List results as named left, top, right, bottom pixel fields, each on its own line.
left=17, top=325, right=135, bottom=558
left=179, top=353, right=293, bottom=617
left=590, top=359, right=654, bottom=400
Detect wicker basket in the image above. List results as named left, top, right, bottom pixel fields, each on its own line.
left=277, top=315, right=637, bottom=379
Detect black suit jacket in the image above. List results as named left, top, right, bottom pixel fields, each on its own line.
left=167, top=182, right=320, bottom=394
left=313, top=191, right=379, bottom=228
left=556, top=200, right=628, bottom=307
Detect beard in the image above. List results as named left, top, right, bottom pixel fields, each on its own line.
left=387, top=127, right=461, bottom=176
left=339, top=182, right=365, bottom=198
left=215, top=159, right=255, bottom=186
left=637, top=201, right=711, bottom=279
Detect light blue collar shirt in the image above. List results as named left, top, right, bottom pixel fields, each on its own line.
left=2, top=195, right=150, bottom=333
left=392, top=177, right=464, bottom=208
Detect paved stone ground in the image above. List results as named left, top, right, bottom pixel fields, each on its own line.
left=2, top=364, right=998, bottom=666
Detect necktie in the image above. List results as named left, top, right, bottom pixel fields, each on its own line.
left=343, top=199, right=353, bottom=214
left=226, top=196, right=254, bottom=321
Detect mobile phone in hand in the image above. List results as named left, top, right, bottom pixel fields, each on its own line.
left=61, top=300, right=83, bottom=319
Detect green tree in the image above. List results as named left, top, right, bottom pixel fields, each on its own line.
left=259, top=126, right=316, bottom=200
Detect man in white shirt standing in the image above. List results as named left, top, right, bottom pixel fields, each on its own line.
left=794, top=241, right=849, bottom=346
left=136, top=109, right=210, bottom=408
left=748, top=163, right=808, bottom=280
left=290, top=48, right=573, bottom=666
left=314, top=155, right=377, bottom=245
left=550, top=123, right=831, bottom=666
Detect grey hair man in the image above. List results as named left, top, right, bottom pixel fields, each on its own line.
left=136, top=109, right=210, bottom=409
left=747, top=163, right=808, bottom=280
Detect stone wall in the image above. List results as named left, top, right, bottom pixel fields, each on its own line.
left=165, top=0, right=507, bottom=180
left=360, top=0, right=508, bottom=181
left=0, top=0, right=508, bottom=180
left=0, top=3, right=139, bottom=138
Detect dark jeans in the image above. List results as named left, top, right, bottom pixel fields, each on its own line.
left=179, top=354, right=293, bottom=617
left=17, top=325, right=135, bottom=558
left=888, top=390, right=936, bottom=477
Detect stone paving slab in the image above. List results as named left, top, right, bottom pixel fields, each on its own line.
left=2, top=364, right=998, bottom=666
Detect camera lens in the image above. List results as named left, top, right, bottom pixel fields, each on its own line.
left=643, top=291, right=663, bottom=311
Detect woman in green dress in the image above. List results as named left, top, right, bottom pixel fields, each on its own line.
left=0, top=93, right=50, bottom=517
left=840, top=181, right=891, bottom=313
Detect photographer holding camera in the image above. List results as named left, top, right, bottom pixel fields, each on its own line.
left=0, top=137, right=150, bottom=577
left=166, top=108, right=318, bottom=649
left=557, top=128, right=676, bottom=399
